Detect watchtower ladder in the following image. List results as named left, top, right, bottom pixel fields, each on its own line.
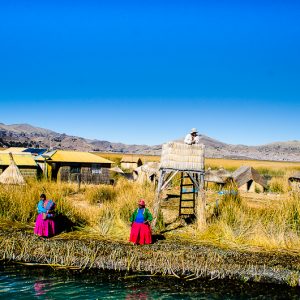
left=179, top=172, right=197, bottom=216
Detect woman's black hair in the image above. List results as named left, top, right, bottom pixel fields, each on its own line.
left=40, top=194, right=46, bottom=200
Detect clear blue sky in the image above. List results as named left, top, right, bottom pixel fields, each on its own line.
left=0, top=0, right=299, bottom=146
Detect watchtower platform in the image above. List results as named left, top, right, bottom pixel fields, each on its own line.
left=152, top=142, right=206, bottom=229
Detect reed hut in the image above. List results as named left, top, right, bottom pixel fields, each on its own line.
left=232, top=166, right=267, bottom=192
left=37, top=150, right=114, bottom=184
left=204, top=168, right=232, bottom=189
left=153, top=142, right=206, bottom=229
left=288, top=172, right=300, bottom=190
left=0, top=152, right=38, bottom=179
left=120, top=155, right=142, bottom=170
left=0, top=153, right=25, bottom=185
left=133, top=162, right=160, bottom=184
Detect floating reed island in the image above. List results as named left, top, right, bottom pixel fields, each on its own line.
left=1, top=223, right=300, bottom=287
left=1, top=154, right=300, bottom=287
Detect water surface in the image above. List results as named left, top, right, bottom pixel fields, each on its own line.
left=1, top=264, right=300, bottom=299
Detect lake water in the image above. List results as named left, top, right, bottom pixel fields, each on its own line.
left=1, top=264, right=300, bottom=299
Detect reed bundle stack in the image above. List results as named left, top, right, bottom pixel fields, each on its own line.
left=160, top=142, right=205, bottom=171
left=0, top=153, right=25, bottom=185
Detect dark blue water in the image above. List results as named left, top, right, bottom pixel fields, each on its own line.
left=1, top=264, right=300, bottom=299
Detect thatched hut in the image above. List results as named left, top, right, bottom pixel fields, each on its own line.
left=288, top=172, right=300, bottom=190
left=232, top=166, right=267, bottom=192
left=133, top=162, right=160, bottom=184
left=0, top=152, right=38, bottom=179
left=0, top=153, right=25, bottom=185
left=36, top=150, right=114, bottom=184
left=204, top=168, right=232, bottom=189
left=120, top=155, right=142, bottom=170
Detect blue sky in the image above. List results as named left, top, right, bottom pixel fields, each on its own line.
left=0, top=0, right=299, bottom=146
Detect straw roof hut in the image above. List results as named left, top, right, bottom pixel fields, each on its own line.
left=133, top=162, right=160, bottom=184
left=36, top=150, right=114, bottom=184
left=288, top=172, right=300, bottom=190
left=205, top=168, right=232, bottom=184
left=0, top=153, right=25, bottom=185
left=232, top=166, right=267, bottom=192
left=120, top=155, right=142, bottom=170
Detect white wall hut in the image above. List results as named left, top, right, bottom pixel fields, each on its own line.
left=120, top=155, right=142, bottom=170
left=232, top=166, right=267, bottom=192
left=288, top=172, right=300, bottom=190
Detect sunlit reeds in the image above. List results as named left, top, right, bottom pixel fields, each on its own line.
left=0, top=157, right=300, bottom=251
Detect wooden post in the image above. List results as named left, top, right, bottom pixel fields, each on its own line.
left=77, top=174, right=81, bottom=192
left=196, top=173, right=206, bottom=230
left=152, top=170, right=165, bottom=229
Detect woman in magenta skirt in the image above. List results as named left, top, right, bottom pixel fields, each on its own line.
left=129, top=199, right=153, bottom=245
left=34, top=194, right=56, bottom=238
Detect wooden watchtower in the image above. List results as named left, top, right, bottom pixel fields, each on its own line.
left=152, top=142, right=206, bottom=229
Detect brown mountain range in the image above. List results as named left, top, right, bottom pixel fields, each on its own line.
left=0, top=123, right=299, bottom=162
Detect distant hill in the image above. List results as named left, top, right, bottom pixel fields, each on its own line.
left=0, top=123, right=299, bottom=161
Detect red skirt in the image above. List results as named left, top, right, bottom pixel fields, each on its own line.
left=129, top=222, right=152, bottom=245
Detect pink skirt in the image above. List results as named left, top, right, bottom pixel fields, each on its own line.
left=129, top=222, right=152, bottom=245
left=34, top=213, right=56, bottom=237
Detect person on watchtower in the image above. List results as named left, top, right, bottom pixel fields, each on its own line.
left=184, top=128, right=200, bottom=145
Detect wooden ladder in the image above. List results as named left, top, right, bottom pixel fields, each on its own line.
left=179, top=172, right=197, bottom=216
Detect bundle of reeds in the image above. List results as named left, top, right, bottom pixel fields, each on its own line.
left=160, top=142, right=205, bottom=171
left=0, top=153, right=25, bottom=185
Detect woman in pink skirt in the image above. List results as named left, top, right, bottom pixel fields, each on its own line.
left=129, top=199, right=153, bottom=245
left=34, top=194, right=56, bottom=238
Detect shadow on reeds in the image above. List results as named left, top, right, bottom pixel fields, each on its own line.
left=160, top=215, right=195, bottom=234
left=55, top=213, right=77, bottom=235
left=152, top=234, right=166, bottom=243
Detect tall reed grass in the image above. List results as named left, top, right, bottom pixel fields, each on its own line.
left=1, top=172, right=300, bottom=251
left=0, top=178, right=155, bottom=241
left=0, top=179, right=78, bottom=223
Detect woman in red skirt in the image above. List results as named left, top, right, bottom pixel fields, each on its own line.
left=129, top=199, right=153, bottom=245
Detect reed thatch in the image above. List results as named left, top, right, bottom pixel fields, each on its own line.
left=160, top=142, right=205, bottom=171
left=120, top=155, right=142, bottom=170
left=0, top=153, right=25, bottom=185
left=205, top=168, right=232, bottom=184
left=109, top=166, right=124, bottom=174
left=232, top=166, right=267, bottom=190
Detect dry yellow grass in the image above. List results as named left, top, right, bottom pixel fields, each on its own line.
left=206, top=158, right=300, bottom=177
left=1, top=156, right=300, bottom=252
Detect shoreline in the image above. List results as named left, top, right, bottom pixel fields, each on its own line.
left=1, top=228, right=300, bottom=287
